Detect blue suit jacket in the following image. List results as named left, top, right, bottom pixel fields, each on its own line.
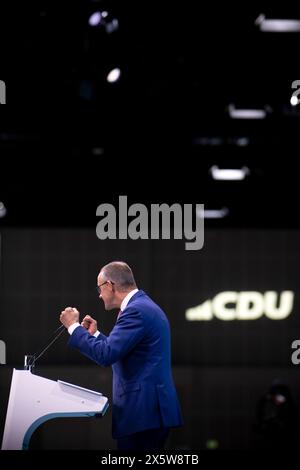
left=68, top=290, right=183, bottom=438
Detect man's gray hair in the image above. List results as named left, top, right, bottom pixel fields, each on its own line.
left=101, top=261, right=137, bottom=291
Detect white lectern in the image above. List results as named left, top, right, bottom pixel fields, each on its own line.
left=1, top=369, right=109, bottom=450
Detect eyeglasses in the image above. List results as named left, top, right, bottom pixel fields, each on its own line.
left=96, top=280, right=114, bottom=294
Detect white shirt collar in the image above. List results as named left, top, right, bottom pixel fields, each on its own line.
left=120, top=289, right=139, bottom=312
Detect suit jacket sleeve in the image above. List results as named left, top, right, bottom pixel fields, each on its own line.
left=95, top=332, right=107, bottom=341
left=68, top=307, right=144, bottom=366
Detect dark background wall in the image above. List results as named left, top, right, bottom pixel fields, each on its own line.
left=1, top=228, right=299, bottom=449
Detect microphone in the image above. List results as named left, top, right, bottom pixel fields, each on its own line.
left=24, top=324, right=66, bottom=372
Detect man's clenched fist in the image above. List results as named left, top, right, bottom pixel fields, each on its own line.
left=81, top=315, right=98, bottom=335
left=60, top=306, right=80, bottom=329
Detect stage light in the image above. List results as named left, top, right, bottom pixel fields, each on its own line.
left=290, top=95, right=299, bottom=106
left=0, top=201, right=7, bottom=218
left=88, top=10, right=119, bottom=33
left=197, top=207, right=229, bottom=219
left=107, top=68, right=121, bottom=83
left=206, top=439, right=219, bottom=450
left=210, top=165, right=250, bottom=181
left=89, top=12, right=102, bottom=27
left=228, top=104, right=267, bottom=119
left=235, top=137, right=249, bottom=146
left=192, top=136, right=250, bottom=147
left=255, top=14, right=300, bottom=32
left=192, top=136, right=224, bottom=146
left=105, top=18, right=119, bottom=34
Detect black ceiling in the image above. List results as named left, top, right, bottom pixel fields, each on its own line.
left=0, top=2, right=300, bottom=227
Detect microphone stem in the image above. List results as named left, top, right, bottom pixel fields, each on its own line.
left=30, top=325, right=66, bottom=367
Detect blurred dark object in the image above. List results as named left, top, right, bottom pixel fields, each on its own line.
left=254, top=380, right=300, bottom=449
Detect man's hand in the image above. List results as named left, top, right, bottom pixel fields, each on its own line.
left=60, top=307, right=80, bottom=329
left=81, top=315, right=98, bottom=335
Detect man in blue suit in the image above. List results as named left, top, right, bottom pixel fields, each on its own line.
left=60, top=261, right=183, bottom=450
